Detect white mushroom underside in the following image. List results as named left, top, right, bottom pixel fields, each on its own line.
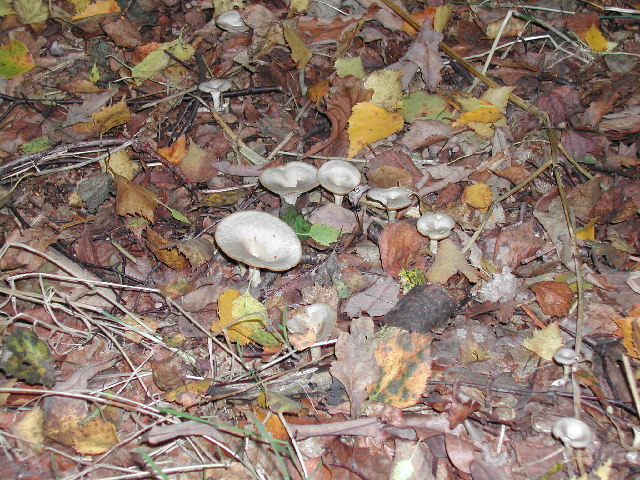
left=259, top=162, right=319, bottom=194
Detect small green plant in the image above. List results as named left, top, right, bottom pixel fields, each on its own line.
left=398, top=268, right=427, bottom=293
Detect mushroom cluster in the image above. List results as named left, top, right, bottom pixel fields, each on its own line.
left=214, top=211, right=302, bottom=286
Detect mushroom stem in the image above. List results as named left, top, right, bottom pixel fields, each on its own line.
left=388, top=210, right=398, bottom=222
left=429, top=239, right=438, bottom=254
left=333, top=194, right=344, bottom=206
left=248, top=266, right=262, bottom=287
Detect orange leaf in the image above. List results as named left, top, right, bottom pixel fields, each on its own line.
left=158, top=135, right=186, bottom=165
left=613, top=304, right=640, bottom=359
left=347, top=102, right=403, bottom=158
left=146, top=228, right=189, bottom=270
left=71, top=0, right=121, bottom=20
left=114, top=174, right=159, bottom=222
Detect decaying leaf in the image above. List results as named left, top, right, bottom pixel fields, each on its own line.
left=613, top=304, right=640, bottom=359
left=378, top=221, right=427, bottom=277
left=330, top=317, right=380, bottom=418
left=114, top=174, right=159, bottom=222
left=426, top=238, right=480, bottom=284
left=0, top=39, right=35, bottom=79
left=0, top=328, right=56, bottom=387
left=370, top=328, right=431, bottom=408
left=523, top=321, right=563, bottom=361
left=530, top=281, right=574, bottom=317
left=146, top=228, right=189, bottom=270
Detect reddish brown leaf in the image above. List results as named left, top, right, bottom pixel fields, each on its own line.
left=378, top=221, right=428, bottom=277
left=530, top=281, right=574, bottom=317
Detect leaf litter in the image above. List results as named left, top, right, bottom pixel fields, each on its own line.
left=0, top=0, right=640, bottom=478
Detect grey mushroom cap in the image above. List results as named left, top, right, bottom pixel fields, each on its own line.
left=552, top=417, right=592, bottom=449
left=366, top=187, right=412, bottom=211
left=199, top=78, right=233, bottom=94
left=259, top=162, right=319, bottom=203
left=216, top=10, right=250, bottom=32
left=214, top=211, right=302, bottom=271
left=554, top=347, right=579, bottom=366
left=417, top=212, right=456, bottom=240
left=317, top=160, right=361, bottom=195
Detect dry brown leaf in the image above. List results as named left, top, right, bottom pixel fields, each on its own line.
left=146, top=228, right=189, bottom=270
left=378, top=221, right=428, bottom=277
left=612, top=304, right=640, bottom=359
left=530, top=281, right=574, bottom=317
left=114, top=174, right=159, bottom=222
left=427, top=238, right=480, bottom=284
left=330, top=317, right=380, bottom=418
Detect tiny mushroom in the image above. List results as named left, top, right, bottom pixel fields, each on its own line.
left=199, top=78, right=233, bottom=112
left=259, top=161, right=319, bottom=205
left=366, top=187, right=413, bottom=222
left=216, top=10, right=250, bottom=33
left=553, top=347, right=579, bottom=386
left=317, top=160, right=362, bottom=206
left=214, top=211, right=302, bottom=286
left=416, top=212, right=456, bottom=253
left=288, top=302, right=337, bottom=360
left=552, top=417, right=592, bottom=449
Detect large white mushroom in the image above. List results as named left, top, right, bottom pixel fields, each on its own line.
left=214, top=211, right=302, bottom=286
left=259, top=161, right=319, bottom=205
left=317, top=160, right=362, bottom=206
left=366, top=187, right=413, bottom=222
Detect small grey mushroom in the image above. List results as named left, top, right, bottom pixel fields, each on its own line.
left=416, top=212, right=455, bottom=253
left=552, top=347, right=579, bottom=386
left=259, top=161, right=319, bottom=205
left=216, top=10, right=250, bottom=33
left=317, top=160, right=361, bottom=206
left=366, top=187, right=413, bottom=222
left=552, top=417, right=592, bottom=449
left=288, top=303, right=337, bottom=360
left=214, top=211, right=302, bottom=286
left=199, top=78, right=233, bottom=112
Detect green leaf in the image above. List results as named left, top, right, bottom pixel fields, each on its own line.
left=0, top=39, right=35, bottom=79
left=309, top=223, right=340, bottom=246
left=89, top=62, right=100, bottom=82
left=168, top=207, right=191, bottom=224
left=20, top=137, right=52, bottom=154
left=281, top=205, right=312, bottom=238
left=0, top=0, right=15, bottom=17
left=131, top=38, right=195, bottom=85
left=0, top=328, right=56, bottom=386
left=12, top=0, right=48, bottom=24
left=398, top=92, right=451, bottom=123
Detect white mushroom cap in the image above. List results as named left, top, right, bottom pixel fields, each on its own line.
left=288, top=303, right=337, bottom=342
left=317, top=160, right=361, bottom=204
left=215, top=211, right=302, bottom=282
left=216, top=10, right=250, bottom=32
left=199, top=79, right=233, bottom=94
left=552, top=417, right=592, bottom=449
left=554, top=347, right=579, bottom=366
left=366, top=187, right=412, bottom=221
left=416, top=212, right=456, bottom=240
left=259, top=161, right=319, bottom=205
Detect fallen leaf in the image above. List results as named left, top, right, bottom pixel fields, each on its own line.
left=0, top=328, right=56, bottom=387
left=584, top=24, right=609, bottom=52
left=0, top=39, right=35, bottom=79
left=12, top=407, right=44, bottom=455
left=427, top=238, right=480, bottom=284
left=347, top=102, right=404, bottom=158
left=330, top=317, right=380, bottom=418
left=612, top=304, right=640, bottom=359
left=523, top=321, right=563, bottom=361
left=462, top=183, right=494, bottom=210
left=342, top=275, right=400, bottom=318
left=71, top=0, right=120, bottom=20
left=72, top=418, right=119, bottom=455
left=363, top=69, right=403, bottom=111
left=13, top=0, right=48, bottom=24
left=283, top=24, right=311, bottom=69
left=131, top=38, right=195, bottom=84
left=530, top=281, right=574, bottom=317
left=114, top=174, right=160, bottom=222
left=378, top=221, right=427, bottom=277
left=158, top=135, right=186, bottom=165
left=371, top=328, right=431, bottom=408
left=335, top=57, right=365, bottom=79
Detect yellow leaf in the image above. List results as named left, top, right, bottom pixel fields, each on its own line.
left=13, top=0, right=48, bottom=24
left=91, top=99, right=131, bottom=134
left=613, top=304, right=640, bottom=359
left=146, top=228, right=190, bottom=270
left=347, top=102, right=404, bottom=158
left=584, top=24, right=608, bottom=53
left=453, top=103, right=503, bottom=126
left=100, top=149, right=140, bottom=180
left=71, top=0, right=120, bottom=20
left=462, top=183, right=493, bottom=209
left=131, top=39, right=195, bottom=84
left=335, top=57, right=365, bottom=79
left=0, top=39, right=35, bottom=79
left=289, top=0, right=309, bottom=14
left=214, top=289, right=264, bottom=344
left=576, top=218, right=597, bottom=241
left=283, top=24, right=311, bottom=69
left=72, top=418, right=119, bottom=455
left=433, top=4, right=452, bottom=33
left=523, top=321, right=563, bottom=361
left=12, top=407, right=44, bottom=455
left=364, top=69, right=403, bottom=111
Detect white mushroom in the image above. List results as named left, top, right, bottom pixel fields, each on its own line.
left=553, top=347, right=579, bottom=386
left=288, top=303, right=337, bottom=360
left=259, top=161, right=319, bottom=205
left=416, top=212, right=456, bottom=253
left=317, top=160, right=362, bottom=206
left=366, top=187, right=413, bottom=222
left=199, top=78, right=233, bottom=112
left=214, top=211, right=302, bottom=286
left=216, top=10, right=250, bottom=33
left=552, top=417, right=592, bottom=449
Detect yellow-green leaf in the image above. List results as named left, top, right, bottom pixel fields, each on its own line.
left=131, top=39, right=195, bottom=85
left=283, top=24, right=311, bottom=69
left=12, top=0, right=49, bottom=24
left=523, top=321, right=562, bottom=361
left=0, top=39, right=35, bottom=79
left=347, top=102, right=404, bottom=158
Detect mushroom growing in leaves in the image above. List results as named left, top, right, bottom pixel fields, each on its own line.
left=214, top=211, right=302, bottom=286
left=317, top=160, right=361, bottom=206
left=288, top=302, right=337, bottom=360
left=553, top=347, right=579, bottom=386
left=216, top=10, right=250, bottom=32
left=259, top=161, right=319, bottom=205
left=552, top=417, right=592, bottom=449
left=199, top=78, right=233, bottom=112
left=366, top=187, right=412, bottom=221
left=417, top=212, right=456, bottom=253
